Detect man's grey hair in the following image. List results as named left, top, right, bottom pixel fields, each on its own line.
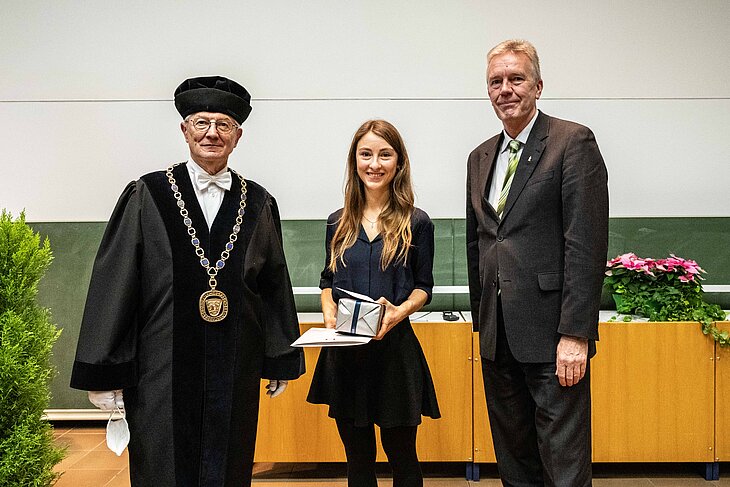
left=487, top=39, right=541, bottom=82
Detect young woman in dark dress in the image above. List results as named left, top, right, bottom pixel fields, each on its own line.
left=307, top=120, right=440, bottom=487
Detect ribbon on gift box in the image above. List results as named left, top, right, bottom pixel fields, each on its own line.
left=351, top=300, right=362, bottom=334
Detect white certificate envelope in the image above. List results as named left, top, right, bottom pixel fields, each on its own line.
left=291, top=327, right=372, bottom=347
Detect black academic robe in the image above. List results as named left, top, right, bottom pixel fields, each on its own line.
left=70, top=163, right=304, bottom=487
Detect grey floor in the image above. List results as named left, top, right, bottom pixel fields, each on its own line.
left=251, top=462, right=730, bottom=486
left=53, top=426, right=729, bottom=486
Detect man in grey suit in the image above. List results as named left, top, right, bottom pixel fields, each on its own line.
left=466, top=39, right=608, bottom=485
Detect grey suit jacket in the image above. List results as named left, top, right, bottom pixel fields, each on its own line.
left=466, top=111, right=608, bottom=363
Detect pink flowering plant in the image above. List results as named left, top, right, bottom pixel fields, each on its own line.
left=604, top=253, right=728, bottom=346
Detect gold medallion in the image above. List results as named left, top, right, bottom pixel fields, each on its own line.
left=199, top=289, right=229, bottom=322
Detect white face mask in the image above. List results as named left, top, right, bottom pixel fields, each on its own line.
left=106, top=406, right=130, bottom=456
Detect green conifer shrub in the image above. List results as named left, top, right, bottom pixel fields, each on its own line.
left=0, top=210, right=64, bottom=486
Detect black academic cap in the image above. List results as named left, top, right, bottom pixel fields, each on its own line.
left=174, top=76, right=252, bottom=124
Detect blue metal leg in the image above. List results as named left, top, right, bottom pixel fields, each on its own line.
left=703, top=462, right=719, bottom=481
left=465, top=462, right=473, bottom=480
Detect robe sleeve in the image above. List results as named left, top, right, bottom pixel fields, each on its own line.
left=70, top=181, right=141, bottom=391
left=247, top=194, right=305, bottom=380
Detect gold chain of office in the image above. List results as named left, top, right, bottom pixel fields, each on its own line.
left=165, top=162, right=247, bottom=322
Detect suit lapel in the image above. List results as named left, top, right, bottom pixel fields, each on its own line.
left=500, top=112, right=549, bottom=222
left=478, top=135, right=502, bottom=223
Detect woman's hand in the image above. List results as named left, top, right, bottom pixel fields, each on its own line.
left=324, top=313, right=337, bottom=329
left=373, top=289, right=429, bottom=340
left=373, top=297, right=408, bottom=340
left=321, top=288, right=338, bottom=329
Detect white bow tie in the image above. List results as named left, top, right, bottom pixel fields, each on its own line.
left=195, top=171, right=232, bottom=192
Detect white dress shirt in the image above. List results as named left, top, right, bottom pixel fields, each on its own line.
left=186, top=159, right=229, bottom=229
left=487, top=111, right=539, bottom=211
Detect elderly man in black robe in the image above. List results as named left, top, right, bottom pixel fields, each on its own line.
left=71, top=76, right=305, bottom=487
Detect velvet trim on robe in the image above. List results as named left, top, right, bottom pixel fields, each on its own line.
left=71, top=163, right=304, bottom=487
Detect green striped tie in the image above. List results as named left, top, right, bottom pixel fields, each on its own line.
left=496, top=140, right=521, bottom=217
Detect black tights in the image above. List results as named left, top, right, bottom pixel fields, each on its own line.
left=335, top=419, right=423, bottom=487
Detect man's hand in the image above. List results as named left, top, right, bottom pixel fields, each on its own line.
left=88, top=390, right=124, bottom=410
left=555, top=336, right=588, bottom=387
left=266, top=380, right=288, bottom=398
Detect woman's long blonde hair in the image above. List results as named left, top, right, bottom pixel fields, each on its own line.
left=329, top=120, right=415, bottom=272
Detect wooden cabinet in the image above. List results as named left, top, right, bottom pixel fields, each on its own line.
left=471, top=333, right=497, bottom=463
left=254, top=320, right=474, bottom=462
left=254, top=317, right=728, bottom=465
left=716, top=322, right=730, bottom=461
left=402, top=321, right=473, bottom=462
left=591, top=321, right=715, bottom=462
left=254, top=327, right=343, bottom=462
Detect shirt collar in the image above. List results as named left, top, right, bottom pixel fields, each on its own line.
left=499, top=110, right=539, bottom=154
left=357, top=224, right=382, bottom=243
left=186, top=158, right=228, bottom=178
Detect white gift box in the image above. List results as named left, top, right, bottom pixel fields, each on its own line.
left=334, top=288, right=384, bottom=337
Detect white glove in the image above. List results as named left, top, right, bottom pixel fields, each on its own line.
left=266, top=380, right=288, bottom=398
left=89, top=390, right=124, bottom=410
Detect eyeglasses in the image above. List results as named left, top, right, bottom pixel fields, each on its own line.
left=187, top=117, right=239, bottom=134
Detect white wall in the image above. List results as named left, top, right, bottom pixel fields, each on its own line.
left=2, top=0, right=729, bottom=220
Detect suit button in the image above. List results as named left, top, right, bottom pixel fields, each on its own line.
left=497, top=236, right=504, bottom=242
left=492, top=280, right=497, bottom=287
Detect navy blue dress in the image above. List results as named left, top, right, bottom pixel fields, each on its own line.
left=307, top=208, right=441, bottom=428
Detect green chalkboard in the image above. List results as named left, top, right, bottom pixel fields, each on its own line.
left=32, top=222, right=105, bottom=410
left=30, top=217, right=730, bottom=408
